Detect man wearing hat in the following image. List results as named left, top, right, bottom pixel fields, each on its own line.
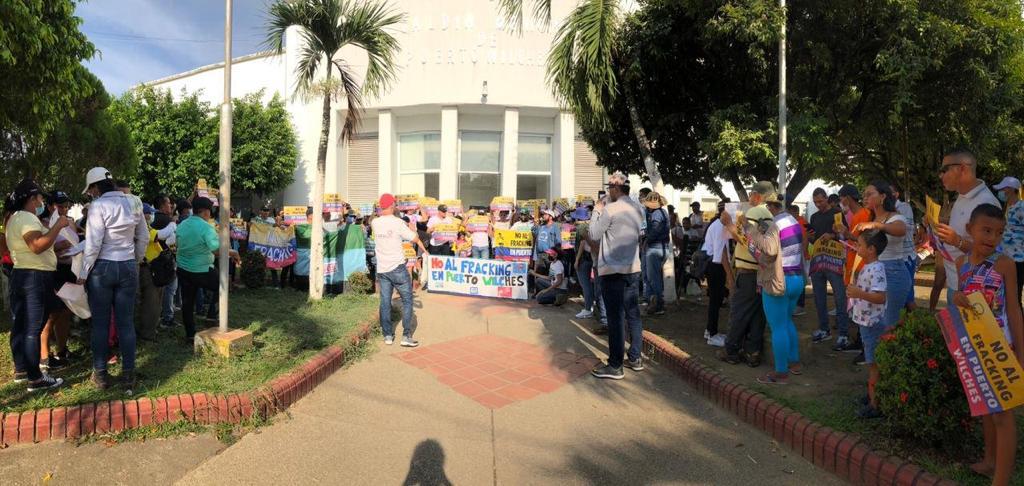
left=426, top=204, right=455, bottom=256
left=372, top=194, right=422, bottom=347
left=533, top=209, right=562, bottom=261
left=994, top=176, right=1024, bottom=301
left=589, top=172, right=644, bottom=380
left=641, top=191, right=671, bottom=315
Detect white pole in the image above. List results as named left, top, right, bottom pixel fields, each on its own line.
left=218, top=0, right=233, bottom=333
left=777, top=0, right=788, bottom=197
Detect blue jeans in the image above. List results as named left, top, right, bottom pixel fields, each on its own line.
left=762, top=274, right=804, bottom=374
left=88, top=260, right=139, bottom=372
left=601, top=272, right=643, bottom=368
left=378, top=266, right=416, bottom=339
left=535, top=279, right=566, bottom=305
left=576, top=255, right=595, bottom=312
left=471, top=247, right=488, bottom=259
left=9, top=269, right=56, bottom=380
left=161, top=276, right=177, bottom=323
left=644, top=244, right=669, bottom=307
left=810, top=270, right=849, bottom=336
left=882, top=258, right=911, bottom=328
left=594, top=274, right=607, bottom=319
left=904, top=256, right=918, bottom=306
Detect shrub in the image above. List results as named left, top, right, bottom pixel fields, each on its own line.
left=875, top=309, right=977, bottom=451
left=347, top=271, right=373, bottom=294
left=240, top=251, right=267, bottom=289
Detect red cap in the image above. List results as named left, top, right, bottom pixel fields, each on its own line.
left=379, top=193, right=396, bottom=209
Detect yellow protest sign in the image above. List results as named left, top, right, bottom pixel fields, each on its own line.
left=466, top=215, right=490, bottom=233
left=396, top=194, right=420, bottom=211
left=575, top=194, right=595, bottom=206
left=441, top=199, right=463, bottom=215
left=323, top=194, right=344, bottom=212
left=494, top=229, right=533, bottom=261
left=283, top=206, right=306, bottom=225
left=925, top=195, right=942, bottom=227
left=432, top=223, right=460, bottom=243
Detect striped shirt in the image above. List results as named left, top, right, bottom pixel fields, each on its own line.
left=775, top=212, right=804, bottom=275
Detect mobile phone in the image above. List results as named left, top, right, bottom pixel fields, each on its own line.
left=598, top=190, right=606, bottom=199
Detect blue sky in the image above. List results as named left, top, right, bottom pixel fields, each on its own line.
left=79, top=0, right=270, bottom=95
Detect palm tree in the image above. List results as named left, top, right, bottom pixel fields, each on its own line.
left=265, top=0, right=404, bottom=300
left=501, top=0, right=663, bottom=191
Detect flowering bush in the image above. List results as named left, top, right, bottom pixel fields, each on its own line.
left=874, top=309, right=977, bottom=450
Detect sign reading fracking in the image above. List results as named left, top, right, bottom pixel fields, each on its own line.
left=248, top=222, right=297, bottom=269
left=560, top=223, right=576, bottom=250
left=809, top=239, right=845, bottom=276
left=493, top=229, right=533, bottom=261
left=426, top=255, right=528, bottom=300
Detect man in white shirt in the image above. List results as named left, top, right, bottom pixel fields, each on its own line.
left=426, top=204, right=455, bottom=256
left=372, top=193, right=424, bottom=347
left=933, top=149, right=1000, bottom=305
left=702, top=202, right=732, bottom=347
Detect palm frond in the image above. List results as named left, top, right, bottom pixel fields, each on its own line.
left=332, top=60, right=365, bottom=142
left=498, top=0, right=551, bottom=33
left=546, top=0, right=619, bottom=127
left=263, top=0, right=309, bottom=52
left=295, top=29, right=328, bottom=94
left=338, top=0, right=406, bottom=98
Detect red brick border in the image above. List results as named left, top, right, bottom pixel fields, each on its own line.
left=0, top=320, right=374, bottom=448
left=641, top=330, right=953, bottom=486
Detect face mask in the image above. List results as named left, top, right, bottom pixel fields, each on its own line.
left=998, top=191, right=1008, bottom=203
left=146, top=214, right=154, bottom=225
left=34, top=205, right=44, bottom=217
left=346, top=216, right=355, bottom=224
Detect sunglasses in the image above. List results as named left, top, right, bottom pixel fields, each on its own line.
left=939, top=163, right=965, bottom=174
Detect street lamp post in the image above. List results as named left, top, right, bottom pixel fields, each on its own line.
left=777, top=0, right=788, bottom=197
left=217, top=0, right=233, bottom=333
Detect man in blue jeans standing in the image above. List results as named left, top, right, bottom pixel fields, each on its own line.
left=806, top=188, right=852, bottom=349
left=589, top=173, right=645, bottom=380
left=372, top=193, right=422, bottom=347
left=642, top=192, right=671, bottom=315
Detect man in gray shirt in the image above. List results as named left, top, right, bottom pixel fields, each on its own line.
left=589, top=172, right=644, bottom=380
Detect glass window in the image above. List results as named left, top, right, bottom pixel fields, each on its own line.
left=399, top=133, right=441, bottom=198
left=516, top=134, right=552, bottom=200
left=516, top=174, right=549, bottom=201
left=458, top=132, right=502, bottom=207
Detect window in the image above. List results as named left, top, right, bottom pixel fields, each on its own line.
left=516, top=134, right=552, bottom=201
left=458, top=132, right=501, bottom=207
left=398, top=133, right=440, bottom=198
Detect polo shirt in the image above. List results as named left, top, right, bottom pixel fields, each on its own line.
left=944, top=180, right=999, bottom=289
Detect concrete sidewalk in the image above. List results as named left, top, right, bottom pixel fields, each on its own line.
left=176, top=293, right=840, bottom=485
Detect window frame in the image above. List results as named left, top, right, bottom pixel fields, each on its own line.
left=397, top=131, right=442, bottom=195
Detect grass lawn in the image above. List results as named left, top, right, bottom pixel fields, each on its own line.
left=0, top=288, right=378, bottom=413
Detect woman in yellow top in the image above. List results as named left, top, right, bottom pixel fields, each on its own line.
left=5, top=179, right=70, bottom=392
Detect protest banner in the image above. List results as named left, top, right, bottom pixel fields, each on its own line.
left=426, top=255, right=528, bottom=300
left=403, top=241, right=416, bottom=260
left=323, top=193, right=344, bottom=213
left=493, top=229, right=533, bottom=261
left=283, top=206, right=307, bottom=225
left=421, top=197, right=439, bottom=217
left=937, top=292, right=1024, bottom=416
left=553, top=198, right=571, bottom=215
left=396, top=194, right=420, bottom=212
left=195, top=179, right=220, bottom=206
left=442, top=199, right=463, bottom=216
left=293, top=223, right=367, bottom=283
left=359, top=203, right=375, bottom=218
left=229, top=218, right=248, bottom=241
left=247, top=222, right=297, bottom=269
left=432, top=223, right=460, bottom=243
left=490, top=196, right=514, bottom=213
left=574, top=194, right=595, bottom=207
left=466, top=215, right=490, bottom=233
left=809, top=239, right=845, bottom=275
left=560, top=223, right=576, bottom=250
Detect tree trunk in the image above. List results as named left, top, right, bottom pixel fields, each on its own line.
left=785, top=163, right=813, bottom=203
left=727, top=168, right=748, bottom=202
left=622, top=81, right=663, bottom=193
left=706, top=179, right=728, bottom=201
left=309, top=91, right=331, bottom=301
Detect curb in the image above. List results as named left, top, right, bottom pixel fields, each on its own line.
left=641, top=331, right=957, bottom=486
left=0, top=320, right=375, bottom=448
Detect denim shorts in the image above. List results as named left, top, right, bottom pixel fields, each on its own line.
left=860, top=323, right=892, bottom=364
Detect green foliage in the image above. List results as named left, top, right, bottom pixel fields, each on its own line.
left=875, top=309, right=976, bottom=451
left=346, top=271, right=373, bottom=294
left=240, top=250, right=267, bottom=289
left=109, top=87, right=298, bottom=201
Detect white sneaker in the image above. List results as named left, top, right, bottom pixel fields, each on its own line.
left=828, top=308, right=837, bottom=316
left=792, top=307, right=807, bottom=316
left=704, top=330, right=711, bottom=340
left=575, top=309, right=594, bottom=319
left=384, top=336, right=394, bottom=345
left=600, top=317, right=608, bottom=325
left=707, top=334, right=726, bottom=347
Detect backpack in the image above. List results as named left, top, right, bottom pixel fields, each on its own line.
left=645, top=208, right=670, bottom=244
left=149, top=249, right=177, bottom=287
left=690, top=248, right=711, bottom=281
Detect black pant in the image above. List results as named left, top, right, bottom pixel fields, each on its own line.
left=429, top=242, right=452, bottom=256
left=178, top=268, right=218, bottom=338
left=725, top=271, right=767, bottom=356
left=706, top=262, right=727, bottom=335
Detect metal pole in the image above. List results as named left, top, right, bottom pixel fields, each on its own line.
left=218, top=0, right=233, bottom=333
left=777, top=0, right=788, bottom=196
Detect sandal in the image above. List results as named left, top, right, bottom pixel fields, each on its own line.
left=788, top=365, right=804, bottom=375
left=756, top=372, right=789, bottom=385
left=717, top=350, right=742, bottom=365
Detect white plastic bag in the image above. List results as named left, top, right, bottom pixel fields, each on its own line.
left=686, top=280, right=702, bottom=296
left=57, top=283, right=91, bottom=319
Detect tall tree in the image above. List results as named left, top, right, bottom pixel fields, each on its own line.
left=217, top=92, right=299, bottom=198
left=265, top=0, right=404, bottom=301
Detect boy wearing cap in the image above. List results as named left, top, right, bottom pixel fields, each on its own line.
left=372, top=194, right=422, bottom=347
left=995, top=176, right=1024, bottom=300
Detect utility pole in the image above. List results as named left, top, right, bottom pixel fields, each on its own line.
left=218, top=0, right=233, bottom=333
left=777, top=0, right=788, bottom=196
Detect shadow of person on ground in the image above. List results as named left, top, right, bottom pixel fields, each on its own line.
left=402, top=439, right=453, bottom=486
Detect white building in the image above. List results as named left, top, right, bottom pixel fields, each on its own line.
left=144, top=0, right=833, bottom=214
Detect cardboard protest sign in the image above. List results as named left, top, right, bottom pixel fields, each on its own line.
left=493, top=229, right=533, bottom=261
left=195, top=179, right=220, bottom=206
left=574, top=194, right=595, bottom=207
left=403, top=241, right=416, bottom=261
left=432, top=223, right=460, bottom=243
left=359, top=203, right=375, bottom=218
left=490, top=196, right=514, bottom=213
left=809, top=239, right=845, bottom=275
left=426, top=255, right=528, bottom=300
left=323, top=194, right=344, bottom=213
left=560, top=223, right=576, bottom=250
left=925, top=195, right=942, bottom=227
left=396, top=194, right=420, bottom=212
left=247, top=222, right=297, bottom=269
left=553, top=198, right=571, bottom=215
left=229, top=218, right=248, bottom=240
left=466, top=215, right=490, bottom=233
left=442, top=199, right=463, bottom=216
left=283, top=206, right=307, bottom=225
left=938, top=292, right=1024, bottom=416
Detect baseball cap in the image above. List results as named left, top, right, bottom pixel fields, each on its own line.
left=438, top=204, right=448, bottom=213
left=993, top=177, right=1021, bottom=191
left=605, top=172, right=629, bottom=187
left=48, top=191, right=71, bottom=205
left=750, top=181, right=778, bottom=202
left=838, top=184, right=861, bottom=201
left=83, top=167, right=113, bottom=194
left=544, top=248, right=559, bottom=258
left=379, top=193, right=396, bottom=210
left=192, top=197, right=214, bottom=213
left=571, top=207, right=590, bottom=221
left=142, top=203, right=156, bottom=215
left=542, top=209, right=558, bottom=218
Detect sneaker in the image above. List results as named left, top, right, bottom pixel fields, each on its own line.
left=27, top=374, right=64, bottom=392
left=624, top=357, right=644, bottom=372
left=707, top=334, right=726, bottom=347
left=92, top=370, right=111, bottom=390
left=107, top=354, right=119, bottom=365
left=756, top=372, right=788, bottom=385
left=744, top=351, right=762, bottom=368
left=704, top=330, right=711, bottom=340
left=856, top=404, right=884, bottom=419
left=852, top=351, right=867, bottom=366
left=384, top=335, right=394, bottom=345
left=159, top=320, right=177, bottom=330
left=400, top=337, right=420, bottom=348
left=717, top=350, right=742, bottom=365
left=811, top=330, right=832, bottom=343
left=42, top=356, right=68, bottom=372
left=592, top=326, right=609, bottom=336
left=843, top=339, right=864, bottom=353
left=831, top=336, right=853, bottom=352
left=575, top=309, right=594, bottom=319
left=13, top=371, right=29, bottom=384
left=650, top=306, right=666, bottom=316
left=600, top=317, right=608, bottom=326
left=828, top=308, right=837, bottom=316
left=591, top=364, right=624, bottom=380
left=121, top=370, right=137, bottom=395
left=792, top=307, right=807, bottom=316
